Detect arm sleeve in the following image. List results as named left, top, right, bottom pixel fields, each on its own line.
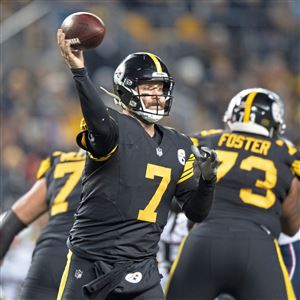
left=0, top=210, right=27, bottom=260
left=182, top=176, right=216, bottom=222
left=71, top=68, right=118, bottom=156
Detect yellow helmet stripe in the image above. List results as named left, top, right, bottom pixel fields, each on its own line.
left=243, top=92, right=257, bottom=123
left=147, top=53, right=162, bottom=73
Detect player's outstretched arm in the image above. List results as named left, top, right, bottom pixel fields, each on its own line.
left=57, top=29, right=118, bottom=156
left=281, top=177, right=300, bottom=236
left=0, top=178, right=48, bottom=261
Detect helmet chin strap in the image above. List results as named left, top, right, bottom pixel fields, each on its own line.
left=134, top=111, right=163, bottom=124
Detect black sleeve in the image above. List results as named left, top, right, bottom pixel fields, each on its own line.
left=0, top=210, right=26, bottom=260
left=182, top=176, right=216, bottom=222
left=71, top=68, right=118, bottom=156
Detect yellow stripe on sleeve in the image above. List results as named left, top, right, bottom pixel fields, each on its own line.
left=147, top=53, right=162, bottom=72
left=36, top=157, right=51, bottom=180
left=243, top=92, right=257, bottom=123
left=57, top=250, right=73, bottom=300
left=291, top=160, right=300, bottom=177
left=88, top=145, right=118, bottom=162
left=274, top=240, right=297, bottom=300
left=190, top=137, right=199, bottom=147
left=177, top=154, right=194, bottom=184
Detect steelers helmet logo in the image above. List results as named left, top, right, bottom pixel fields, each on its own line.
left=114, top=62, right=125, bottom=84
left=272, top=101, right=282, bottom=123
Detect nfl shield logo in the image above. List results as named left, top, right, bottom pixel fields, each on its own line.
left=156, top=147, right=163, bottom=157
left=74, top=269, right=83, bottom=279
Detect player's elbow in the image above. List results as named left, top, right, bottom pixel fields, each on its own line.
left=281, top=217, right=300, bottom=236
left=183, top=206, right=210, bottom=223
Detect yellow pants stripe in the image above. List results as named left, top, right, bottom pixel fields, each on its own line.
left=274, top=239, right=297, bottom=300
left=57, top=250, right=73, bottom=300
left=164, top=235, right=188, bottom=296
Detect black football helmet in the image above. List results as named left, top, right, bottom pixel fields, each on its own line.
left=223, top=88, right=286, bottom=138
left=112, top=52, right=174, bottom=123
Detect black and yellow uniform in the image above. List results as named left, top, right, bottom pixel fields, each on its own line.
left=57, top=67, right=215, bottom=300
left=19, top=151, right=85, bottom=300
left=166, top=130, right=300, bottom=300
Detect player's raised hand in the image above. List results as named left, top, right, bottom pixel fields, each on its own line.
left=57, top=29, right=84, bottom=69
left=191, top=145, right=220, bottom=181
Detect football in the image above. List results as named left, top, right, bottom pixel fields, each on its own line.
left=61, top=12, right=106, bottom=50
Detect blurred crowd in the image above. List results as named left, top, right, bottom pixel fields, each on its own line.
left=0, top=0, right=299, bottom=298
left=1, top=0, right=300, bottom=235
left=1, top=0, right=300, bottom=210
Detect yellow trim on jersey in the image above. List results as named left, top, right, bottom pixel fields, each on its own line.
left=88, top=145, right=118, bottom=162
left=291, top=160, right=300, bottom=177
left=164, top=235, right=188, bottom=296
left=243, top=92, right=257, bottom=123
left=57, top=250, right=73, bottom=300
left=147, top=53, right=162, bottom=73
left=36, top=157, right=51, bottom=180
left=276, top=139, right=298, bottom=156
left=200, top=129, right=223, bottom=136
left=81, top=132, right=87, bottom=148
left=177, top=154, right=194, bottom=184
left=286, top=144, right=297, bottom=156
left=80, top=118, right=87, bottom=131
left=276, top=140, right=284, bottom=146
left=274, top=240, right=296, bottom=300
left=190, top=137, right=199, bottom=147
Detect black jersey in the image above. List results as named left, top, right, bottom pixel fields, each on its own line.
left=191, top=129, right=300, bottom=238
left=34, top=151, right=85, bottom=254
left=68, top=108, right=196, bottom=262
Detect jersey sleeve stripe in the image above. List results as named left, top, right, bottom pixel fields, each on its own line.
left=87, top=145, right=118, bottom=162
left=177, top=154, right=194, bottom=184
left=291, top=160, right=300, bottom=177
left=190, top=137, right=199, bottom=147
left=36, top=157, right=51, bottom=180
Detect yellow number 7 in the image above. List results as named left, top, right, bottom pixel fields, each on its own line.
left=138, top=164, right=171, bottom=223
left=51, top=161, right=84, bottom=216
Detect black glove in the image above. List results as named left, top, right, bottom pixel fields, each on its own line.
left=191, top=145, right=220, bottom=181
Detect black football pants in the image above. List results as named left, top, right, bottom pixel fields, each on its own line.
left=165, top=220, right=296, bottom=300
left=57, top=250, right=165, bottom=300
left=19, top=246, right=68, bottom=300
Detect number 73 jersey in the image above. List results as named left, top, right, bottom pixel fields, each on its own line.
left=191, top=129, right=300, bottom=237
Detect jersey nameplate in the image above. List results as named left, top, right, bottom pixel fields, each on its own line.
left=218, top=133, right=271, bottom=156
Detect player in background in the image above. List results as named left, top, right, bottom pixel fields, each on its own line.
left=0, top=150, right=85, bottom=300
left=166, top=88, right=300, bottom=300
left=157, top=199, right=188, bottom=289
left=56, top=29, right=218, bottom=300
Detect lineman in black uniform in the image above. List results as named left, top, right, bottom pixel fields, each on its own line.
left=166, top=88, right=300, bottom=300
left=0, top=150, right=85, bottom=299
left=56, top=30, right=218, bottom=300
